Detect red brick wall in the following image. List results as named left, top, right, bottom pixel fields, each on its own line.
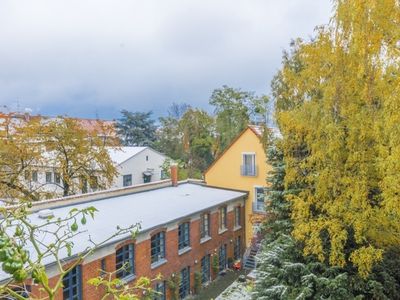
left=30, top=205, right=245, bottom=300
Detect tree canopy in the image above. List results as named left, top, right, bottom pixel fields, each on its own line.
left=209, top=85, right=268, bottom=154
left=275, top=0, right=400, bottom=277
left=116, top=110, right=157, bottom=147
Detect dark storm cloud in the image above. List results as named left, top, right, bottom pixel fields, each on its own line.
left=0, top=0, right=332, bottom=119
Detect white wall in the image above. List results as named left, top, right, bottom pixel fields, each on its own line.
left=113, top=148, right=167, bottom=188
left=20, top=147, right=167, bottom=198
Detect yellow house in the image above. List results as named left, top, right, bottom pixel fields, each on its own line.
left=204, top=125, right=270, bottom=247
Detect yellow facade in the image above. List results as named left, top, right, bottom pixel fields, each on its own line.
left=204, top=126, right=270, bottom=246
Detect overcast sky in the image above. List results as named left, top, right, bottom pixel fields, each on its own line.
left=0, top=0, right=332, bottom=119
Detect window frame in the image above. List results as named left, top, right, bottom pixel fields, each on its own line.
left=54, top=172, right=61, bottom=184
left=200, top=213, right=210, bottom=239
left=254, top=186, right=265, bottom=212
left=123, top=174, right=132, bottom=187
left=234, top=206, right=241, bottom=227
left=218, top=244, right=227, bottom=272
left=32, top=171, right=38, bottom=182
left=115, top=244, right=135, bottom=279
left=201, top=255, right=211, bottom=284
left=154, top=281, right=166, bottom=300
left=179, top=266, right=190, bottom=299
left=219, top=206, right=227, bottom=231
left=241, top=152, right=256, bottom=176
left=234, top=236, right=241, bottom=260
left=178, top=222, right=190, bottom=250
left=45, top=171, right=52, bottom=183
left=100, top=258, right=107, bottom=276
left=63, top=265, right=82, bottom=300
left=151, top=232, right=166, bottom=264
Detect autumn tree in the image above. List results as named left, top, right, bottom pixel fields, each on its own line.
left=275, top=0, right=400, bottom=277
left=0, top=118, right=45, bottom=201
left=43, top=118, right=118, bottom=196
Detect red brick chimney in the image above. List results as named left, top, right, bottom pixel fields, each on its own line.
left=170, top=164, right=178, bottom=187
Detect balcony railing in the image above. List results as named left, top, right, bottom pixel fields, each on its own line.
left=252, top=202, right=266, bottom=214
left=240, top=165, right=258, bottom=177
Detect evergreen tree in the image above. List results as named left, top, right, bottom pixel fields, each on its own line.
left=116, top=110, right=157, bottom=146
left=254, top=141, right=400, bottom=299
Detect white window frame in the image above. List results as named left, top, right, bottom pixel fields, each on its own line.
left=241, top=152, right=256, bottom=176
left=254, top=185, right=265, bottom=212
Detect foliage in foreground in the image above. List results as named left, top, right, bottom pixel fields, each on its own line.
left=0, top=203, right=148, bottom=300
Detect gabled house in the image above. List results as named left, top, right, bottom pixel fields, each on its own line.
left=204, top=125, right=271, bottom=246
left=109, top=146, right=168, bottom=188
left=19, top=146, right=168, bottom=198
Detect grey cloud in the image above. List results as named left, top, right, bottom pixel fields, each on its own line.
left=0, top=0, right=332, bottom=118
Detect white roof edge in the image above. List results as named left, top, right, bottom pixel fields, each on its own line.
left=116, top=146, right=148, bottom=165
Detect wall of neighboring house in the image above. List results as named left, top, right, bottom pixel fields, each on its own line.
left=27, top=199, right=245, bottom=300
left=24, top=168, right=99, bottom=197
left=204, top=128, right=270, bottom=247
left=22, top=148, right=167, bottom=198
left=113, top=148, right=167, bottom=188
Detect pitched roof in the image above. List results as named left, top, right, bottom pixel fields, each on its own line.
left=248, top=125, right=264, bottom=137
left=204, top=125, right=266, bottom=175
left=107, top=147, right=148, bottom=165
left=0, top=112, right=116, bottom=136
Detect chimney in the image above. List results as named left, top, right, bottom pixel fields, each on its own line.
left=170, top=163, right=178, bottom=187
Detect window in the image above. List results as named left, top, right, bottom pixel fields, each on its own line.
left=123, top=174, right=132, bottom=187
left=179, top=266, right=190, bottom=299
left=200, top=213, right=210, bottom=239
left=45, top=172, right=52, bottom=183
left=32, top=171, right=38, bottom=182
left=234, top=236, right=241, bottom=260
left=201, top=255, right=211, bottom=284
left=219, top=206, right=227, bottom=231
left=241, top=153, right=256, bottom=176
left=63, top=265, right=82, bottom=300
left=234, top=206, right=241, bottom=227
left=90, top=176, right=98, bottom=191
left=100, top=258, right=106, bottom=276
left=254, top=187, right=265, bottom=212
left=81, top=177, right=88, bottom=194
left=178, top=222, right=190, bottom=250
left=116, top=244, right=135, bottom=279
left=54, top=172, right=61, bottom=184
left=24, top=170, right=30, bottom=181
left=154, top=281, right=166, bottom=300
left=219, top=244, right=227, bottom=272
left=151, top=232, right=166, bottom=264
left=146, top=155, right=149, bottom=161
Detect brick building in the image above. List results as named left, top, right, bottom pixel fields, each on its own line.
left=1, top=172, right=247, bottom=299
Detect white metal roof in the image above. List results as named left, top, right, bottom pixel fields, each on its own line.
left=107, top=146, right=148, bottom=165
left=0, top=183, right=246, bottom=281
